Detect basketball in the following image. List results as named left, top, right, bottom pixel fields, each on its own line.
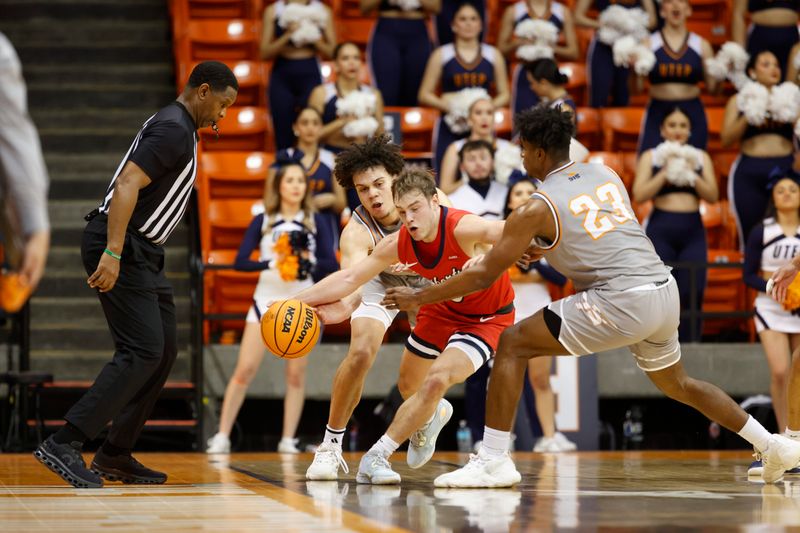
left=260, top=299, right=321, bottom=359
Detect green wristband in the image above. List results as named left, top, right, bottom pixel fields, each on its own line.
left=104, top=248, right=122, bottom=260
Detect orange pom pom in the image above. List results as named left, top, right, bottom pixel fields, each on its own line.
left=783, top=273, right=800, bottom=312
left=0, top=273, right=31, bottom=312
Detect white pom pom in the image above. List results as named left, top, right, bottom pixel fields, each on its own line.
left=721, top=42, right=749, bottom=71
left=443, top=87, right=491, bottom=135
left=651, top=140, right=682, bottom=168
left=598, top=6, right=650, bottom=44
left=729, top=70, right=750, bottom=91
left=737, top=81, right=770, bottom=126
left=343, top=117, right=379, bottom=138
left=494, top=143, right=524, bottom=185
left=705, top=56, right=728, bottom=82
left=335, top=90, right=377, bottom=119
left=279, top=3, right=327, bottom=28
left=664, top=157, right=697, bottom=187
left=633, top=45, right=656, bottom=75
left=290, top=21, right=322, bottom=47
left=514, top=19, right=559, bottom=46
left=612, top=35, right=638, bottom=67
left=768, top=82, right=800, bottom=124
left=388, top=0, right=421, bottom=10
left=516, top=44, right=555, bottom=62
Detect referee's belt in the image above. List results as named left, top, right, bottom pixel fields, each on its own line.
left=460, top=302, right=515, bottom=318
left=84, top=209, right=154, bottom=244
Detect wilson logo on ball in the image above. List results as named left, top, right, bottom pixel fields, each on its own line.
left=261, top=299, right=320, bottom=359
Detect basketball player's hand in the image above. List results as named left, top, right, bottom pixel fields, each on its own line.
left=769, top=262, right=799, bottom=304
left=87, top=253, right=120, bottom=293
left=382, top=286, right=420, bottom=312
left=314, top=298, right=360, bottom=325
left=389, top=261, right=415, bottom=274
left=517, top=246, right=545, bottom=268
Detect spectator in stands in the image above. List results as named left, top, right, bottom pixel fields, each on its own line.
left=636, top=0, right=717, bottom=154
left=732, top=0, right=799, bottom=81
left=787, top=43, right=800, bottom=84
left=362, top=0, right=440, bottom=106
left=744, top=169, right=800, bottom=442
left=633, top=107, right=718, bottom=341
left=722, top=51, right=795, bottom=249
left=448, top=139, right=509, bottom=218
left=435, top=0, right=485, bottom=46
left=418, top=3, right=509, bottom=172
left=206, top=156, right=339, bottom=454
left=574, top=0, right=657, bottom=107
left=261, top=0, right=337, bottom=151
left=270, top=107, right=346, bottom=250
left=438, top=97, right=517, bottom=193
left=524, top=58, right=577, bottom=125
left=504, top=179, right=574, bottom=452
left=497, top=0, right=579, bottom=115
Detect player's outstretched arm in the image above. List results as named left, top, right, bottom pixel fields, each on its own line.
left=295, top=232, right=399, bottom=308
left=383, top=200, right=552, bottom=309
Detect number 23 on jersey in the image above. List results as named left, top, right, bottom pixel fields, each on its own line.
left=568, top=182, right=634, bottom=240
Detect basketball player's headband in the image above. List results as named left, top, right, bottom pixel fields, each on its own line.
left=766, top=166, right=800, bottom=190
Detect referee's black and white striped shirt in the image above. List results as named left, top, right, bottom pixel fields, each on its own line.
left=98, top=101, right=198, bottom=245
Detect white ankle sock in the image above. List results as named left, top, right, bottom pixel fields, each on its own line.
left=786, top=428, right=800, bottom=440
left=482, top=426, right=510, bottom=457
left=738, top=415, right=772, bottom=452
left=323, top=425, right=346, bottom=447
left=370, top=434, right=400, bottom=458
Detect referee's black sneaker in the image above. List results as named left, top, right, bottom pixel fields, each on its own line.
left=33, top=436, right=104, bottom=488
left=91, top=449, right=167, bottom=484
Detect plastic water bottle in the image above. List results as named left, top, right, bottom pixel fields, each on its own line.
left=456, top=420, right=473, bottom=452
left=622, top=406, right=644, bottom=450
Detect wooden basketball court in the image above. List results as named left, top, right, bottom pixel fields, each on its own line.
left=2, top=450, right=799, bottom=531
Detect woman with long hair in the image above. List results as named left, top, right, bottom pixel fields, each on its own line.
left=634, top=107, right=718, bottom=341
left=418, top=2, right=509, bottom=171
left=525, top=58, right=576, bottom=125
left=722, top=51, right=796, bottom=248
left=261, top=0, right=336, bottom=150
left=744, top=169, right=800, bottom=476
left=206, top=157, right=339, bottom=454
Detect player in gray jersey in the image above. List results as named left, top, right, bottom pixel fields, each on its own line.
left=384, top=106, right=800, bottom=487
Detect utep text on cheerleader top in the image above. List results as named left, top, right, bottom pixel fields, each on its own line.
left=441, top=43, right=497, bottom=93
left=744, top=218, right=800, bottom=292
left=322, top=82, right=374, bottom=124
left=648, top=31, right=704, bottom=85
left=513, top=0, right=566, bottom=31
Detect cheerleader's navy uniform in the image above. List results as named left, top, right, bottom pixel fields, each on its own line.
left=432, top=43, right=499, bottom=171
left=269, top=0, right=324, bottom=150
left=236, top=209, right=339, bottom=323
left=746, top=0, right=800, bottom=80
left=745, top=218, right=800, bottom=333
left=637, top=31, right=707, bottom=154
left=368, top=0, right=432, bottom=106
left=510, top=0, right=567, bottom=115
left=586, top=0, right=644, bottom=107
left=643, top=167, right=707, bottom=341
left=728, top=121, right=795, bottom=249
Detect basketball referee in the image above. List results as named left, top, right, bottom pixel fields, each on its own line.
left=34, top=61, right=238, bottom=488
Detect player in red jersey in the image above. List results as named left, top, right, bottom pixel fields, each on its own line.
left=294, top=168, right=513, bottom=484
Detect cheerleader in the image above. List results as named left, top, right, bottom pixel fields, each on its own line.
left=418, top=3, right=509, bottom=172
left=633, top=107, right=718, bottom=341
left=362, top=0, right=440, bottom=106
left=438, top=96, right=517, bottom=193
left=722, top=51, right=796, bottom=249
left=732, top=0, right=799, bottom=80
left=261, top=0, right=336, bottom=150
left=525, top=58, right=577, bottom=125
left=636, top=0, right=717, bottom=154
left=497, top=0, right=579, bottom=115
left=206, top=157, right=339, bottom=454
left=435, top=0, right=485, bottom=46
left=270, top=107, right=346, bottom=251
left=574, top=0, right=657, bottom=107
left=744, top=170, right=800, bottom=438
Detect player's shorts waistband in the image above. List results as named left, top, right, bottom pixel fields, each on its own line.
left=459, top=302, right=515, bottom=318
left=623, top=278, right=672, bottom=293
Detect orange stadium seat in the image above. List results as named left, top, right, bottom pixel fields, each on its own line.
left=575, top=107, right=601, bottom=151
left=712, top=151, right=738, bottom=198
left=206, top=198, right=261, bottom=251
left=176, top=19, right=261, bottom=63
left=587, top=151, right=628, bottom=188
left=575, top=27, right=595, bottom=63
left=177, top=60, right=267, bottom=106
left=199, top=106, right=273, bottom=152
left=632, top=199, right=652, bottom=223
left=332, top=0, right=370, bottom=18
left=705, top=107, right=731, bottom=154
left=703, top=248, right=750, bottom=338
left=621, top=151, right=639, bottom=194
left=494, top=107, right=513, bottom=139
left=687, top=20, right=729, bottom=48
left=688, top=0, right=731, bottom=21
left=172, top=0, right=262, bottom=20
left=560, top=62, right=587, bottom=107
left=384, top=106, right=438, bottom=157
left=205, top=250, right=260, bottom=336
left=336, top=18, right=375, bottom=48
left=200, top=151, right=273, bottom=199
left=600, top=107, right=645, bottom=152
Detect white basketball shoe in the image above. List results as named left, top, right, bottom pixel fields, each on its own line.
left=407, top=399, right=453, bottom=469
left=762, top=434, right=800, bottom=483
left=356, top=450, right=401, bottom=484
left=206, top=433, right=231, bottom=454
left=306, top=443, right=349, bottom=480
left=434, top=447, right=521, bottom=488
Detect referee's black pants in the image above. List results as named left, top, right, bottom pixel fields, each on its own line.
left=64, top=216, right=178, bottom=449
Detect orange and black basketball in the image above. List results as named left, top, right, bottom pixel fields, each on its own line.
left=260, top=299, right=321, bottom=359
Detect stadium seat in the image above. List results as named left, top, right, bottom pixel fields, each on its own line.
left=600, top=107, right=645, bottom=152
left=200, top=151, right=273, bottom=199
left=206, top=198, right=261, bottom=251
left=494, top=107, right=513, bottom=139
left=587, top=151, right=627, bottom=187
left=575, top=107, right=601, bottom=151
left=688, top=0, right=730, bottom=21
left=620, top=151, right=638, bottom=195
left=199, top=106, right=273, bottom=152
left=712, top=150, right=738, bottom=198
left=176, top=19, right=261, bottom=63
left=332, top=0, right=370, bottom=18
left=703, top=248, right=749, bottom=338
left=177, top=60, right=267, bottom=106
left=335, top=18, right=374, bottom=48
left=384, top=106, right=438, bottom=158
left=560, top=62, right=587, bottom=107
left=205, top=250, right=260, bottom=336
left=632, top=199, right=652, bottom=223
left=575, top=27, right=595, bottom=63
left=700, top=200, right=725, bottom=249
left=687, top=20, right=728, bottom=47
left=705, top=107, right=731, bottom=154
left=173, top=0, right=262, bottom=20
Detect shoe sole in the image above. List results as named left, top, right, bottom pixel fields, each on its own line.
left=91, top=463, right=166, bottom=484
left=355, top=473, right=401, bottom=484
left=433, top=475, right=521, bottom=489
left=408, top=401, right=454, bottom=469
left=33, top=447, right=103, bottom=489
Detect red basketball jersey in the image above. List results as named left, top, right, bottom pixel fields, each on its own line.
left=397, top=206, right=514, bottom=316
